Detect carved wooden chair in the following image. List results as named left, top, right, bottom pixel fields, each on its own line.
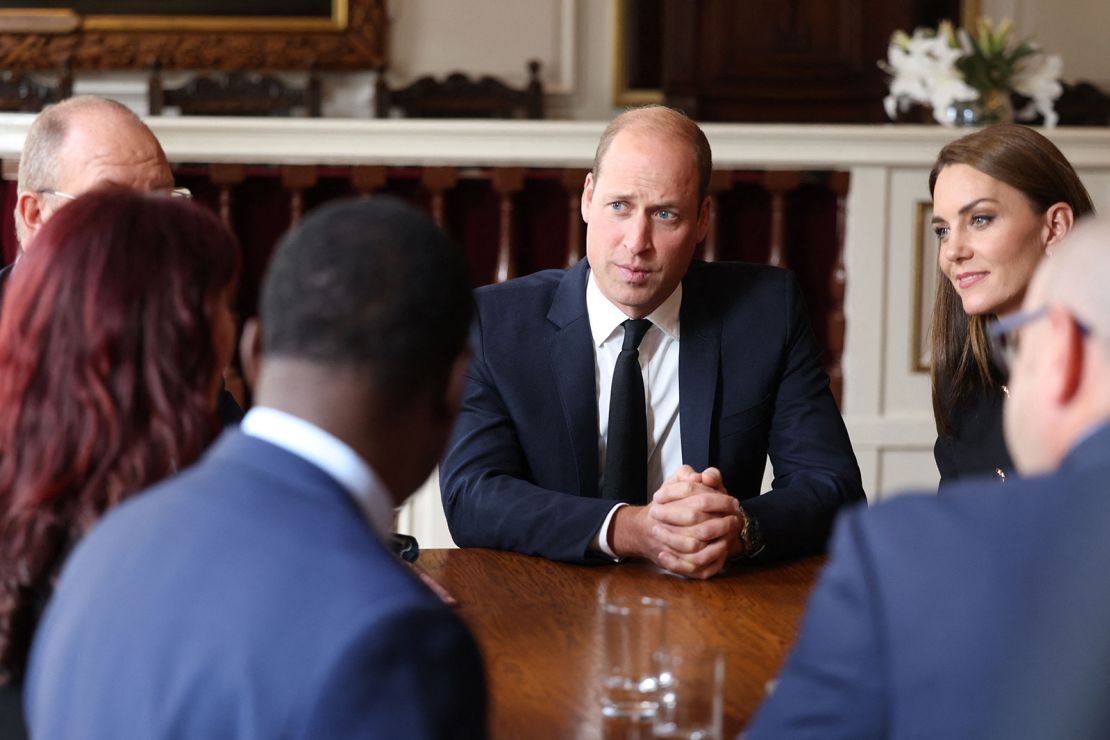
left=374, top=60, right=543, bottom=119
left=147, top=60, right=322, bottom=117
left=0, top=62, right=73, bottom=113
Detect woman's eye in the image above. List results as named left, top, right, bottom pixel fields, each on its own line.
left=934, top=226, right=949, bottom=240
left=971, top=214, right=994, bottom=228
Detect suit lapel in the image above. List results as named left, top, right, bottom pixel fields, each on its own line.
left=679, top=265, right=720, bottom=472
left=548, top=260, right=600, bottom=497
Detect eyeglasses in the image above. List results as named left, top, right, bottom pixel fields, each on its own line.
left=38, top=187, right=193, bottom=200
left=989, top=306, right=1091, bottom=377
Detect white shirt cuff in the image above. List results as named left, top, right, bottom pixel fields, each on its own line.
left=595, top=503, right=628, bottom=560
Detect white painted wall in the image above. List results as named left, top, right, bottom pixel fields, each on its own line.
left=982, top=0, right=1110, bottom=88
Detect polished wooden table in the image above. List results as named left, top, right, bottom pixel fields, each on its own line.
left=417, top=549, right=825, bottom=739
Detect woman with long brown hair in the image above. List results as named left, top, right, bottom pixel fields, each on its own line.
left=930, top=124, right=1094, bottom=485
left=0, top=187, right=239, bottom=728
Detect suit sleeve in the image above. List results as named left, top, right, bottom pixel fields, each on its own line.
left=439, top=313, right=617, bottom=563
left=297, top=605, right=487, bottom=740
left=741, top=272, right=865, bottom=558
left=744, top=510, right=886, bottom=739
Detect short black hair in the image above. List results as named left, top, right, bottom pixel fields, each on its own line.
left=260, top=196, right=472, bottom=397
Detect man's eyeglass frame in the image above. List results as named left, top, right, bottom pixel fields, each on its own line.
left=38, top=187, right=193, bottom=201
left=989, top=305, right=1091, bottom=377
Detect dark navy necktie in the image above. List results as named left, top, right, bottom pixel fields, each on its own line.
left=602, top=318, right=652, bottom=504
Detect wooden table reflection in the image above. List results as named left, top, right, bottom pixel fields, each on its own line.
left=417, top=548, right=825, bottom=739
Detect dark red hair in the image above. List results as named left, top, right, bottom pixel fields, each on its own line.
left=0, top=187, right=240, bottom=680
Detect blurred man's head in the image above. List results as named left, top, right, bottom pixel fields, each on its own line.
left=1003, top=217, right=1110, bottom=475
left=16, top=96, right=173, bottom=248
left=581, top=105, right=712, bottom=319
left=242, top=196, right=473, bottom=501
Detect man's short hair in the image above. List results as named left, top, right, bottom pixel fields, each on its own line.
left=260, top=196, right=473, bottom=400
left=591, top=105, right=713, bottom=203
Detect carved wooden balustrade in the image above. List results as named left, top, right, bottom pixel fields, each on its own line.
left=0, top=163, right=849, bottom=404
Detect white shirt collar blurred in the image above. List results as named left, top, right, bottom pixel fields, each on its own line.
left=241, top=406, right=393, bottom=541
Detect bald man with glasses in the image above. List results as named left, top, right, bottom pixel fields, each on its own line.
left=1, top=95, right=241, bottom=426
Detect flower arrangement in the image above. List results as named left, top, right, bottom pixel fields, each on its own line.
left=880, top=18, right=1063, bottom=127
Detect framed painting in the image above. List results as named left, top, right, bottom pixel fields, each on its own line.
left=0, top=0, right=386, bottom=70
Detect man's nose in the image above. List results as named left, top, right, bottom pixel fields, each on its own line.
left=623, top=213, right=652, bottom=254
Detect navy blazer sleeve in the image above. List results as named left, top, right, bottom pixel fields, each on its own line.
left=745, top=509, right=885, bottom=739
left=732, top=269, right=864, bottom=559
left=440, top=287, right=616, bottom=563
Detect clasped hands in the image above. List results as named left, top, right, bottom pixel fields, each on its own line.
left=611, top=465, right=747, bottom=579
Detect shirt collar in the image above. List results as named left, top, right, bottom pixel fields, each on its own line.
left=585, top=269, right=682, bottom=347
left=240, top=406, right=393, bottom=541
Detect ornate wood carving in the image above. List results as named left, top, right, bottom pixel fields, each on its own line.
left=826, top=171, right=850, bottom=408
left=0, top=0, right=385, bottom=71
left=762, top=170, right=801, bottom=268
left=702, top=169, right=732, bottom=262
left=491, top=167, right=525, bottom=283
left=375, top=61, right=544, bottom=119
left=560, top=169, right=587, bottom=268
left=420, top=167, right=459, bottom=229
left=149, top=61, right=322, bottom=117
left=280, top=165, right=318, bottom=224
left=0, top=59, right=72, bottom=112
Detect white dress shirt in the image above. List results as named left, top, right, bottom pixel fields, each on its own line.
left=240, top=406, right=394, bottom=542
left=587, top=271, right=683, bottom=557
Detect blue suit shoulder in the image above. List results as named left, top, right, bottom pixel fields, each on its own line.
left=684, top=260, right=801, bottom=310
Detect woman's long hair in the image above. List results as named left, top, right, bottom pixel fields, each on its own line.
left=0, top=187, right=240, bottom=681
left=928, top=124, right=1095, bottom=437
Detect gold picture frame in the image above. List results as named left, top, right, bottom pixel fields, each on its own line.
left=0, top=0, right=385, bottom=71
left=612, top=0, right=663, bottom=107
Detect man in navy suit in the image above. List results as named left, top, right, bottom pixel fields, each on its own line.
left=24, top=198, right=486, bottom=739
left=746, top=218, right=1110, bottom=738
left=440, top=106, right=863, bottom=578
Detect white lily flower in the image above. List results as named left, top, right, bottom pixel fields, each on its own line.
left=880, top=18, right=1059, bottom=127
left=1013, top=53, right=1064, bottom=128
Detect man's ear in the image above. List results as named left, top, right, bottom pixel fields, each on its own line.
left=1047, top=306, right=1084, bottom=404
left=1043, top=202, right=1075, bottom=256
left=16, top=191, right=48, bottom=249
left=238, top=319, right=263, bottom=392
left=580, top=171, right=595, bottom=224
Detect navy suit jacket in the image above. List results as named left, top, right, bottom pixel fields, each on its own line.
left=440, top=259, right=863, bottom=562
left=25, top=431, right=486, bottom=740
left=746, top=424, right=1110, bottom=739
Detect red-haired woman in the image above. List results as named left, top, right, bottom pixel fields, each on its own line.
left=0, top=187, right=240, bottom=733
